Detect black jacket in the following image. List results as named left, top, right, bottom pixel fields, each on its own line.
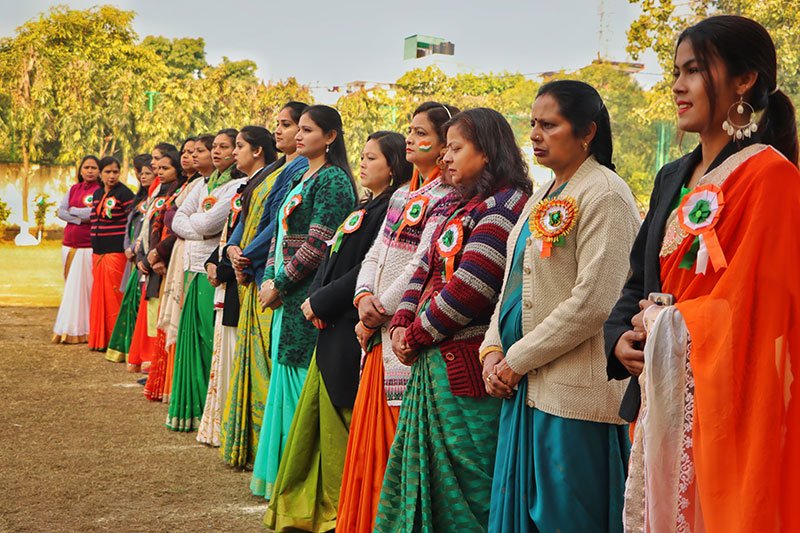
left=308, top=192, right=391, bottom=408
left=604, top=141, right=750, bottom=421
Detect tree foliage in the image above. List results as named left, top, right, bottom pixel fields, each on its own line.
left=0, top=5, right=311, bottom=222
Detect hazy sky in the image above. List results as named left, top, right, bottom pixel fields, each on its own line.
left=0, top=0, right=662, bottom=100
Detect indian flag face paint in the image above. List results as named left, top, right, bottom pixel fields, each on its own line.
left=418, top=140, right=433, bottom=152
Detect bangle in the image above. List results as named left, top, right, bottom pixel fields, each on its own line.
left=353, top=290, right=373, bottom=307
left=361, top=321, right=380, bottom=331
left=479, top=345, right=503, bottom=364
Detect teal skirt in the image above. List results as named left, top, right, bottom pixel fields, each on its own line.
left=488, top=379, right=630, bottom=532
left=375, top=347, right=501, bottom=532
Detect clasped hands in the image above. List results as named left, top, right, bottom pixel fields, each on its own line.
left=227, top=246, right=252, bottom=285
left=614, top=299, right=660, bottom=377
left=482, top=350, right=524, bottom=399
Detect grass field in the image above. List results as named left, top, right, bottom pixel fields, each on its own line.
left=0, top=240, right=63, bottom=307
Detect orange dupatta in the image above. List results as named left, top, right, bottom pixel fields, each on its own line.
left=658, top=145, right=800, bottom=532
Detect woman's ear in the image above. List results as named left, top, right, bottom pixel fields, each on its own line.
left=583, top=121, right=598, bottom=147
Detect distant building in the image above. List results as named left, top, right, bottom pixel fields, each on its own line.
left=403, top=35, right=455, bottom=60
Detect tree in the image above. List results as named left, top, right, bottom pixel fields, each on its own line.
left=0, top=5, right=157, bottom=220
left=627, top=0, right=800, bottom=116
left=141, top=36, right=207, bottom=78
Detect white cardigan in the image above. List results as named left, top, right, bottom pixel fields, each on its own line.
left=481, top=157, right=639, bottom=424
left=172, top=178, right=244, bottom=273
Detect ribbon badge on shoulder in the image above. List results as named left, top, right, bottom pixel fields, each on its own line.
left=393, top=196, right=429, bottom=235
left=103, top=197, right=117, bottom=219
left=229, top=193, right=243, bottom=226
left=529, top=197, right=578, bottom=258
left=201, top=196, right=217, bottom=212
left=168, top=185, right=184, bottom=208
left=82, top=194, right=94, bottom=207
left=437, top=219, right=464, bottom=282
left=677, top=183, right=727, bottom=275
left=137, top=201, right=148, bottom=215
left=282, top=194, right=302, bottom=230
left=153, top=197, right=167, bottom=211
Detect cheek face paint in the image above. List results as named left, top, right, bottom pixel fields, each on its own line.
left=418, top=140, right=433, bottom=152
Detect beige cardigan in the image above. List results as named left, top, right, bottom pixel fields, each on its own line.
left=480, top=156, right=639, bottom=424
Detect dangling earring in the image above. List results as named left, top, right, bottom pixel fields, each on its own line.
left=436, top=155, right=446, bottom=170
left=582, top=141, right=589, bottom=152
left=325, top=144, right=330, bottom=154
left=723, top=95, right=757, bottom=140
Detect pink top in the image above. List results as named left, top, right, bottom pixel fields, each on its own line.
left=60, top=181, right=101, bottom=248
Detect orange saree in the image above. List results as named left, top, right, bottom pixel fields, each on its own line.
left=626, top=145, right=800, bottom=532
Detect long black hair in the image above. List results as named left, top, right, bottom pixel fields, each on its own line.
left=413, top=101, right=461, bottom=144
left=76, top=155, right=100, bottom=183
left=366, top=130, right=413, bottom=195
left=536, top=80, right=616, bottom=172
left=302, top=105, right=357, bottom=196
left=677, top=15, right=798, bottom=165
left=444, top=108, right=532, bottom=199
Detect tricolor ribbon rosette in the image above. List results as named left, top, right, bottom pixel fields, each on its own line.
left=677, top=183, right=727, bottom=275
left=343, top=209, right=365, bottom=234
left=229, top=193, right=243, bottom=226
left=392, top=196, right=429, bottom=236
left=137, top=201, right=148, bottom=214
left=103, top=197, right=117, bottom=219
left=201, top=196, right=217, bottom=212
left=436, top=219, right=464, bottom=281
left=330, top=209, right=366, bottom=255
left=282, top=194, right=302, bottom=230
left=153, top=197, right=167, bottom=211
left=529, top=196, right=579, bottom=258
left=82, top=194, right=94, bottom=207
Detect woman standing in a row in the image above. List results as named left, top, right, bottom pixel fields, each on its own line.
left=224, top=102, right=309, bottom=469
left=197, top=126, right=278, bottom=447
left=254, top=105, right=356, bottom=501
left=53, top=155, right=101, bottom=345
left=376, top=108, right=531, bottom=531
left=167, top=129, right=243, bottom=431
left=337, top=102, right=458, bottom=533
left=144, top=136, right=212, bottom=403
left=106, top=154, right=156, bottom=364
left=88, top=157, right=135, bottom=352
left=483, top=81, right=639, bottom=532
left=265, top=131, right=411, bottom=531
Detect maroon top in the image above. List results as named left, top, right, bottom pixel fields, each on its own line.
left=62, top=181, right=101, bottom=248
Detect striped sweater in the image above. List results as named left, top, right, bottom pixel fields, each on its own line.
left=354, top=177, right=456, bottom=405
left=391, top=186, right=529, bottom=397
left=90, top=182, right=135, bottom=254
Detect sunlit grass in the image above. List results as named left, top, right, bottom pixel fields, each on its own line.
left=0, top=240, right=64, bottom=307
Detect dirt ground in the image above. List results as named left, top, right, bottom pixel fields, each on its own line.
left=0, top=307, right=270, bottom=532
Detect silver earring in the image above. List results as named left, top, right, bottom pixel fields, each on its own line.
left=722, top=96, right=757, bottom=140
left=325, top=145, right=330, bottom=154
